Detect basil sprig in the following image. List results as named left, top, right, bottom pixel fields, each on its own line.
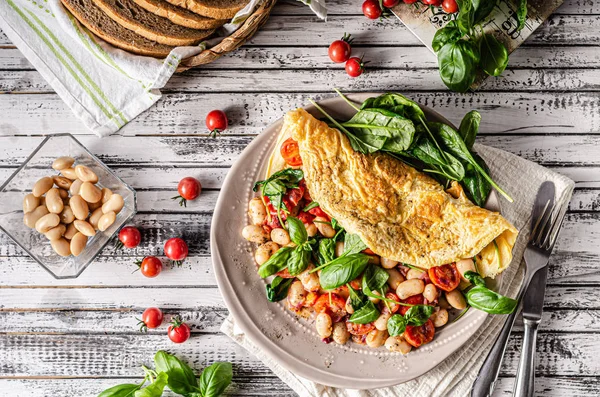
left=349, top=301, right=380, bottom=324
left=266, top=276, right=294, bottom=302
left=463, top=271, right=517, bottom=314
left=319, top=253, right=370, bottom=290
left=387, top=305, right=435, bottom=337
left=253, top=168, right=304, bottom=226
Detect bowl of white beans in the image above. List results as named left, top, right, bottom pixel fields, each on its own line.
left=0, top=134, right=136, bottom=279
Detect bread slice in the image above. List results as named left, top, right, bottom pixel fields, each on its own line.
left=61, top=0, right=174, bottom=58
left=163, top=0, right=249, bottom=20
left=92, top=0, right=215, bottom=46
left=132, top=0, right=227, bottom=30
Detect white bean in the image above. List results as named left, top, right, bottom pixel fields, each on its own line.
left=74, top=220, right=96, bottom=237
left=70, top=232, right=88, bottom=257
left=51, top=238, right=71, bottom=256
left=332, top=322, right=350, bottom=345
left=45, top=188, right=64, bottom=214
left=456, top=258, right=477, bottom=282
left=368, top=289, right=381, bottom=304
left=52, top=156, right=75, bottom=171
left=254, top=241, right=280, bottom=265
left=242, top=225, right=270, bottom=244
left=335, top=241, right=344, bottom=257
left=60, top=167, right=77, bottom=180
left=248, top=197, right=267, bottom=226
left=35, top=213, right=60, bottom=234
left=306, top=223, right=318, bottom=237
left=69, top=179, right=83, bottom=196
left=98, top=211, right=116, bottom=232
left=315, top=312, right=333, bottom=338
left=75, top=164, right=98, bottom=183
left=314, top=216, right=335, bottom=238
left=406, top=268, right=423, bottom=280
left=297, top=265, right=320, bottom=292
left=88, top=200, right=102, bottom=211
left=88, top=207, right=104, bottom=230
left=271, top=228, right=290, bottom=246
left=381, top=257, right=399, bottom=269
left=52, top=175, right=72, bottom=190
left=446, top=289, right=467, bottom=310
left=80, top=182, right=102, bottom=204
left=366, top=329, right=388, bottom=348
left=44, top=224, right=66, bottom=241
left=23, top=193, right=40, bottom=213
left=24, top=205, right=49, bottom=228
left=70, top=195, right=89, bottom=220
left=385, top=336, right=412, bottom=354
left=374, top=312, right=391, bottom=331
left=438, top=295, right=450, bottom=310
left=64, top=223, right=78, bottom=240
left=396, top=279, right=425, bottom=300
left=386, top=268, right=405, bottom=290
left=345, top=296, right=355, bottom=314
left=287, top=280, right=306, bottom=308
left=102, top=194, right=124, bottom=214
left=32, top=177, right=53, bottom=197
left=58, top=188, right=69, bottom=200
left=423, top=283, right=438, bottom=302
left=101, top=188, right=113, bottom=204
left=431, top=309, right=449, bottom=327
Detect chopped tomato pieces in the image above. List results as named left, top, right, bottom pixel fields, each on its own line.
left=346, top=322, right=375, bottom=336
left=399, top=294, right=424, bottom=316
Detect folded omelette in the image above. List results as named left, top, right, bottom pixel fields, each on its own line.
left=268, top=108, right=518, bottom=278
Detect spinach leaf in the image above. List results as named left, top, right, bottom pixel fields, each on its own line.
left=318, top=238, right=336, bottom=264
left=387, top=314, right=407, bottom=336
left=347, top=283, right=368, bottom=311
left=134, top=372, right=168, bottom=397
left=432, top=22, right=462, bottom=52
left=464, top=270, right=486, bottom=287
left=516, top=0, right=527, bottom=30
left=466, top=286, right=517, bottom=314
left=154, top=350, right=198, bottom=395
left=345, top=128, right=388, bottom=154
left=480, top=33, right=508, bottom=77
left=348, top=300, right=380, bottom=324
left=287, top=216, right=308, bottom=246
left=257, top=247, right=293, bottom=278
left=409, top=135, right=466, bottom=181
left=343, top=233, right=368, bottom=256
left=462, top=152, right=492, bottom=206
left=303, top=201, right=319, bottom=211
left=266, top=276, right=294, bottom=302
left=404, top=305, right=435, bottom=326
left=253, top=168, right=304, bottom=194
left=198, top=362, right=233, bottom=397
left=361, top=93, right=425, bottom=124
left=98, top=384, right=142, bottom=397
left=362, top=264, right=389, bottom=291
left=438, top=40, right=480, bottom=93
left=319, top=253, right=371, bottom=290
left=458, top=110, right=481, bottom=150
left=288, top=246, right=311, bottom=276
left=341, top=108, right=415, bottom=152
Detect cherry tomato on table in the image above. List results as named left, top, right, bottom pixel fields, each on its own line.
left=362, top=0, right=382, bottom=19
left=345, top=56, right=367, bottom=78
left=328, top=33, right=353, bottom=63
left=138, top=307, right=164, bottom=332
left=206, top=110, right=228, bottom=138
left=442, top=0, right=458, bottom=13
left=168, top=316, right=191, bottom=343
left=172, top=177, right=202, bottom=207
left=382, top=0, right=399, bottom=8
left=117, top=226, right=141, bottom=249
left=137, top=256, right=163, bottom=278
left=164, top=237, right=189, bottom=266
left=428, top=263, right=460, bottom=292
left=404, top=319, right=435, bottom=347
left=280, top=138, right=302, bottom=166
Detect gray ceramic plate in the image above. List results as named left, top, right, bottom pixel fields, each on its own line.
left=211, top=93, right=497, bottom=389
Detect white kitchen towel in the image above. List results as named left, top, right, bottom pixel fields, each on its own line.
left=0, top=0, right=323, bottom=137
left=221, top=144, right=574, bottom=397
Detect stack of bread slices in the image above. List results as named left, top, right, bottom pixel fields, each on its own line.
left=61, top=0, right=250, bottom=58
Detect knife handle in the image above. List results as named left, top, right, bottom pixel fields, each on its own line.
left=513, top=319, right=539, bottom=397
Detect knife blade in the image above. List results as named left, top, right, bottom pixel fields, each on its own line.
left=522, top=266, right=548, bottom=323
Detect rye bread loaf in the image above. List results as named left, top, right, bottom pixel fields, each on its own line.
left=61, top=0, right=174, bottom=58
left=132, top=0, right=227, bottom=30
left=92, top=0, right=215, bottom=46
left=163, top=0, right=249, bottom=20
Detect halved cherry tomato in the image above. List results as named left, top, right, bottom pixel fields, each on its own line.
left=399, top=294, right=424, bottom=316
left=314, top=293, right=347, bottom=319
left=362, top=248, right=375, bottom=255
left=308, top=206, right=330, bottom=220
left=297, top=211, right=315, bottom=226
left=280, top=138, right=302, bottom=166
left=346, top=321, right=375, bottom=336
left=283, top=186, right=305, bottom=210
left=428, top=263, right=460, bottom=292
left=404, top=319, right=435, bottom=348
left=276, top=268, right=295, bottom=279
left=305, top=292, right=319, bottom=307
left=382, top=292, right=400, bottom=314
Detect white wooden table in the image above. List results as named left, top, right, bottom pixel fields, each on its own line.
left=1, top=1, right=599, bottom=395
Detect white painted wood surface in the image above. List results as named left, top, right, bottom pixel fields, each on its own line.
left=1, top=0, right=599, bottom=395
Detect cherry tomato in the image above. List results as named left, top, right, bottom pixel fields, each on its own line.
left=346, top=321, right=375, bottom=336
left=328, top=33, right=353, bottom=63
left=118, top=226, right=141, bottom=249
left=399, top=294, right=424, bottom=315
left=172, top=177, right=201, bottom=207
left=403, top=0, right=419, bottom=3
left=137, top=256, right=163, bottom=278
left=168, top=316, right=191, bottom=343
left=404, top=319, right=435, bottom=348
left=280, top=138, right=302, bottom=166
left=382, top=292, right=400, bottom=314
left=383, top=0, right=399, bottom=7
left=362, top=0, right=382, bottom=19
left=164, top=238, right=189, bottom=266
left=428, top=263, right=460, bottom=292
left=206, top=110, right=228, bottom=138
left=442, top=0, right=458, bottom=13
left=345, top=56, right=366, bottom=78
left=138, top=307, right=164, bottom=332
left=283, top=186, right=305, bottom=209
left=421, top=0, right=442, bottom=5
left=314, top=293, right=347, bottom=319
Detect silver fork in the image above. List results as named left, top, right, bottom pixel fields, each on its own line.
left=471, top=181, right=569, bottom=397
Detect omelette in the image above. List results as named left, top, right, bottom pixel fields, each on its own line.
left=268, top=108, right=517, bottom=278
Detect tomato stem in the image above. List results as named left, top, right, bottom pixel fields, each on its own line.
left=137, top=318, right=148, bottom=333
left=171, top=195, right=188, bottom=207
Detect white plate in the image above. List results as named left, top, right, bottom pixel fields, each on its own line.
left=211, top=93, right=496, bottom=389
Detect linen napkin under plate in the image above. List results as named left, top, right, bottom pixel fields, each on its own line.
left=0, top=0, right=327, bottom=137
left=221, top=144, right=574, bottom=397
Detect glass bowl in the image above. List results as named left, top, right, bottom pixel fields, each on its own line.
left=0, top=134, right=136, bottom=279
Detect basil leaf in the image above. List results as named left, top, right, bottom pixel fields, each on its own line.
left=362, top=265, right=389, bottom=291
left=266, top=276, right=294, bottom=302
left=516, top=0, right=527, bottom=30
left=387, top=314, right=407, bottom=336
left=473, top=0, right=497, bottom=24
left=348, top=301, right=380, bottom=324
left=319, top=253, right=371, bottom=290
left=480, top=33, right=508, bottom=77
left=199, top=362, right=233, bottom=397
left=98, top=384, right=142, bottom=397
left=134, top=372, right=168, bottom=397
left=432, top=22, right=462, bottom=53
left=404, top=305, right=435, bottom=326
left=318, top=238, right=336, bottom=264
left=343, top=233, right=368, bottom=256
left=347, top=283, right=368, bottom=311
left=438, top=40, right=480, bottom=93
left=464, top=270, right=486, bottom=287
left=458, top=110, right=481, bottom=150
left=303, top=201, right=319, bottom=211
left=341, top=108, right=416, bottom=152
left=455, top=0, right=475, bottom=34
left=257, top=247, right=293, bottom=278
left=466, top=286, right=517, bottom=314
left=288, top=246, right=311, bottom=276
left=154, top=350, right=198, bottom=395
left=287, top=216, right=308, bottom=245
